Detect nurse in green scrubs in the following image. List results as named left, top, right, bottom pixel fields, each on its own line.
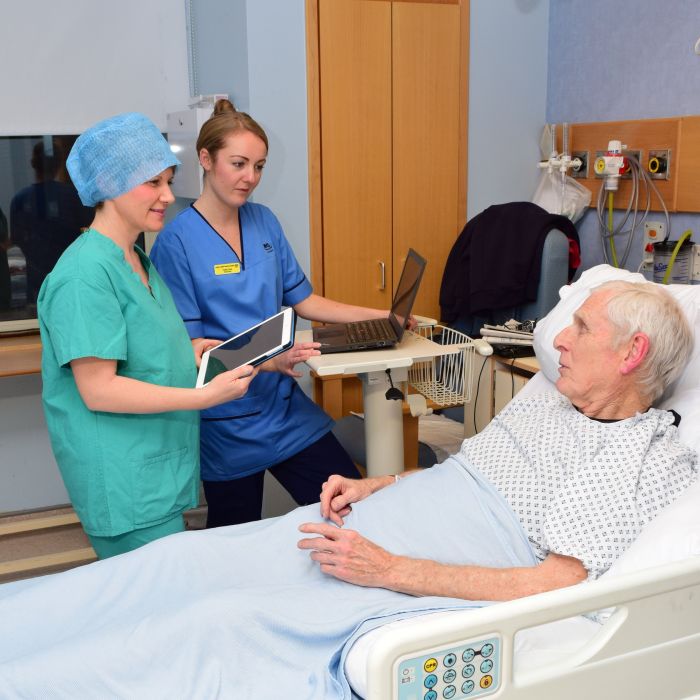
left=37, top=113, right=260, bottom=558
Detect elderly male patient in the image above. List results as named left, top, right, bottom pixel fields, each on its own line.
left=299, top=280, right=698, bottom=598
left=0, top=281, right=697, bottom=699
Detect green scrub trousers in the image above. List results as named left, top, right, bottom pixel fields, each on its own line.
left=88, top=514, right=186, bottom=558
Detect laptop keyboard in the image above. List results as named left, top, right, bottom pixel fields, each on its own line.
left=346, top=319, right=395, bottom=344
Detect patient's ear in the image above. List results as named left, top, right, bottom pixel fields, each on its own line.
left=620, top=332, right=649, bottom=375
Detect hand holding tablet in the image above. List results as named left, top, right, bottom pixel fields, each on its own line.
left=197, top=363, right=258, bottom=407
left=196, top=308, right=297, bottom=388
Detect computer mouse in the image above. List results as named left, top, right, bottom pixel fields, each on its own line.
left=472, top=338, right=494, bottom=356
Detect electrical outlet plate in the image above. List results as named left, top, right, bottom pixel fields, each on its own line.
left=643, top=221, right=666, bottom=263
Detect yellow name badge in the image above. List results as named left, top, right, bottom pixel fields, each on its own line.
left=214, top=263, right=241, bottom=275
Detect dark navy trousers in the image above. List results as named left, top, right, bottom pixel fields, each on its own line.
left=203, top=430, right=360, bottom=528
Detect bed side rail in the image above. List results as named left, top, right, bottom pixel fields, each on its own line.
left=366, top=556, right=700, bottom=699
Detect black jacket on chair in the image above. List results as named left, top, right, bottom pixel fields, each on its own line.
left=439, top=202, right=580, bottom=323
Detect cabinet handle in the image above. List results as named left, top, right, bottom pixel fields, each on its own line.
left=378, top=261, right=386, bottom=290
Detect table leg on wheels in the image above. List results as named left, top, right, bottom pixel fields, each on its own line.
left=303, top=329, right=461, bottom=474
left=360, top=370, right=406, bottom=477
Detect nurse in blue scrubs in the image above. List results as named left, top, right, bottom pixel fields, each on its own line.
left=38, top=113, right=258, bottom=557
left=151, top=99, right=391, bottom=527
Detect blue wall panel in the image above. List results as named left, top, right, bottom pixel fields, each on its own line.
left=547, top=0, right=700, bottom=275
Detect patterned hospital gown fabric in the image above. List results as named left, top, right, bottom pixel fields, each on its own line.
left=461, top=392, right=698, bottom=579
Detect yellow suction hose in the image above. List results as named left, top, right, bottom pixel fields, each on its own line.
left=661, top=229, right=693, bottom=284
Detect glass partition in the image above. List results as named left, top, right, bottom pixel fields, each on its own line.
left=0, top=135, right=94, bottom=332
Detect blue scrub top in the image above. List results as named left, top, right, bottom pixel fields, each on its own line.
left=150, top=203, right=333, bottom=480
left=38, top=229, right=200, bottom=536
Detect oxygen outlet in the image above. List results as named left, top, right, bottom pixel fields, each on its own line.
left=648, top=156, right=665, bottom=173
left=570, top=150, right=589, bottom=178
left=594, top=141, right=629, bottom=191
left=647, top=149, right=671, bottom=180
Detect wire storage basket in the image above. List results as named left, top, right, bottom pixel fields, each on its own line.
left=407, top=325, right=476, bottom=407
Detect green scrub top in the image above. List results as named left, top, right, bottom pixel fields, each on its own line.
left=38, top=229, right=199, bottom=537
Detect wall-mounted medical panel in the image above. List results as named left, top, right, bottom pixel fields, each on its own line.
left=558, top=116, right=700, bottom=213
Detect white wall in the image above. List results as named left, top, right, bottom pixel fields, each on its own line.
left=467, top=0, right=550, bottom=219
left=0, top=0, right=190, bottom=134
left=0, top=376, right=69, bottom=512
left=245, top=1, right=311, bottom=276
left=185, top=0, right=310, bottom=273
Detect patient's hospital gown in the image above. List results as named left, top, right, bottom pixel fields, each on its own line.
left=463, top=391, right=698, bottom=578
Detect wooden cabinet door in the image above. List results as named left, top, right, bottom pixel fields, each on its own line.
left=318, top=0, right=394, bottom=309
left=392, top=0, right=465, bottom=320
left=310, top=0, right=468, bottom=317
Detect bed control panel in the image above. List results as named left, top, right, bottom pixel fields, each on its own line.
left=395, top=635, right=500, bottom=700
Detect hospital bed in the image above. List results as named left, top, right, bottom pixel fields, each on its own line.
left=345, top=264, right=700, bottom=699
left=1, top=266, right=698, bottom=700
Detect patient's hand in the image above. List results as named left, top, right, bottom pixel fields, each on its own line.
left=319, top=475, right=389, bottom=526
left=297, top=522, right=395, bottom=588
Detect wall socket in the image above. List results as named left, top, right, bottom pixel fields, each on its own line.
left=643, top=221, right=666, bottom=261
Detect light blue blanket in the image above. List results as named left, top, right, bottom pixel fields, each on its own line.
left=0, top=457, right=537, bottom=699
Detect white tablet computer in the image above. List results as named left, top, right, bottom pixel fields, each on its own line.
left=196, top=308, right=296, bottom=388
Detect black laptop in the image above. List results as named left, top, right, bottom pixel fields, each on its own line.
left=312, top=249, right=427, bottom=354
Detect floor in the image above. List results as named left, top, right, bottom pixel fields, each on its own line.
left=2, top=507, right=88, bottom=554
left=0, top=505, right=207, bottom=584
left=0, top=466, right=353, bottom=585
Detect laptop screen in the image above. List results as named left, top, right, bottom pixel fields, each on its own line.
left=389, top=249, right=427, bottom=338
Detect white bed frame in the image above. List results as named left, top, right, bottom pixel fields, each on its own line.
left=365, top=269, right=700, bottom=699
left=365, top=541, right=700, bottom=699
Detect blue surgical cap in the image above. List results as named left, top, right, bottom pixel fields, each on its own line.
left=67, top=112, right=181, bottom=206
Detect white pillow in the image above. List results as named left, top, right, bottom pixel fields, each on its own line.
left=605, top=477, right=700, bottom=576
left=531, top=264, right=700, bottom=583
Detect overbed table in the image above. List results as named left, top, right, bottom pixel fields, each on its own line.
left=299, top=328, right=461, bottom=477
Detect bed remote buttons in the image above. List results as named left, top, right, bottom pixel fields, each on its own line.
left=396, top=636, right=501, bottom=699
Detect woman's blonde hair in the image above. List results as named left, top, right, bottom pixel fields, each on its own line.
left=196, top=98, right=268, bottom=161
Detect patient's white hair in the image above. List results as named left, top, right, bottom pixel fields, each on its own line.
left=594, top=280, right=694, bottom=403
